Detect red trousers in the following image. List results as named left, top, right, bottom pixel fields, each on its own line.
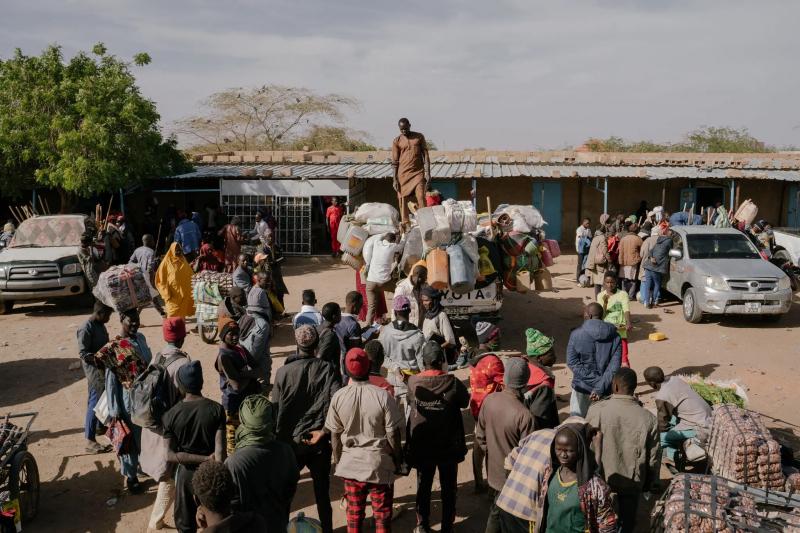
left=343, top=479, right=393, bottom=533
left=621, top=338, right=630, bottom=367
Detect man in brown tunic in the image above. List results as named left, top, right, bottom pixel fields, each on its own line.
left=392, top=117, right=431, bottom=224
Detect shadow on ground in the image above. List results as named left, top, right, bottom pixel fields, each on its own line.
left=0, top=358, right=78, bottom=409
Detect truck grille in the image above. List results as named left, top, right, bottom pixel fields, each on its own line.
left=726, top=279, right=777, bottom=292
left=8, top=263, right=60, bottom=281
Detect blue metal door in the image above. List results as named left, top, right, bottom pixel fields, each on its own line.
left=532, top=181, right=562, bottom=241
left=430, top=180, right=458, bottom=201
left=788, top=185, right=800, bottom=227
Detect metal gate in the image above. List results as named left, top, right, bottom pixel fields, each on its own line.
left=276, top=196, right=312, bottom=255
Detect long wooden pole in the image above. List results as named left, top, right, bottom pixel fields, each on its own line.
left=103, top=194, right=114, bottom=230
left=38, top=196, right=47, bottom=215
left=9, top=207, right=22, bottom=224
left=43, top=197, right=52, bottom=215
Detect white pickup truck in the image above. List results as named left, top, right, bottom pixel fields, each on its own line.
left=441, top=281, right=503, bottom=323
left=0, top=215, right=92, bottom=313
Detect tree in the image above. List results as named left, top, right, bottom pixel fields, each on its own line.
left=581, top=126, right=772, bottom=153
left=0, top=43, right=188, bottom=211
left=288, top=126, right=377, bottom=151
left=176, top=85, right=358, bottom=152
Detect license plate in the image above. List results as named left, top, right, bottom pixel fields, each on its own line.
left=744, top=302, right=761, bottom=313
left=441, top=284, right=498, bottom=307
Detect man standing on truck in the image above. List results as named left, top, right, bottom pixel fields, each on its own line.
left=392, top=118, right=431, bottom=225
left=76, top=301, right=114, bottom=454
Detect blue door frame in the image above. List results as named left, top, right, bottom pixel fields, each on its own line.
left=532, top=181, right=562, bottom=241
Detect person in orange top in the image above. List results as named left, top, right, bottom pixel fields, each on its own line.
left=524, top=328, right=559, bottom=430
left=155, top=243, right=196, bottom=318
left=325, top=197, right=345, bottom=257
left=468, top=322, right=505, bottom=494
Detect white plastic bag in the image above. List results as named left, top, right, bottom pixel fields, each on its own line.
left=442, top=199, right=478, bottom=233
left=500, top=205, right=546, bottom=232
left=354, top=203, right=399, bottom=224
left=94, top=391, right=111, bottom=426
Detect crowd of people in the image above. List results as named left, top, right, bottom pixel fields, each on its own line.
left=62, top=198, right=754, bottom=533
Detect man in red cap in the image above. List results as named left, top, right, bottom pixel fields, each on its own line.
left=311, top=348, right=404, bottom=533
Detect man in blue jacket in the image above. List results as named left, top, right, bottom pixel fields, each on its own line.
left=567, top=302, right=622, bottom=417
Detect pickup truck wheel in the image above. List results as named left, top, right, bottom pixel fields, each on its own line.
left=0, top=301, right=13, bottom=315
left=682, top=288, right=703, bottom=323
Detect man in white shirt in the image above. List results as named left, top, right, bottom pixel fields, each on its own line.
left=362, top=233, right=401, bottom=325
left=292, top=289, right=324, bottom=329
left=575, top=218, right=592, bottom=283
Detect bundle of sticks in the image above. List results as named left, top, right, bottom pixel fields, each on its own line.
left=7, top=196, right=52, bottom=224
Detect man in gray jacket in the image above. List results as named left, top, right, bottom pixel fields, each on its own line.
left=240, top=272, right=272, bottom=384
left=379, top=295, right=425, bottom=415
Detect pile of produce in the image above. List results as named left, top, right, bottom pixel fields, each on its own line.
left=677, top=375, right=748, bottom=408
left=656, top=473, right=800, bottom=532
left=708, top=405, right=785, bottom=490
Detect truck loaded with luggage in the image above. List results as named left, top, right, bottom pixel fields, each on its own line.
left=335, top=196, right=559, bottom=326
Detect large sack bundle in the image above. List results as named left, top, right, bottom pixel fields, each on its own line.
left=354, top=203, right=399, bottom=225
left=499, top=205, right=546, bottom=233
left=708, top=404, right=784, bottom=490
left=192, top=271, right=233, bottom=297
left=94, top=264, right=154, bottom=313
left=442, top=199, right=478, bottom=233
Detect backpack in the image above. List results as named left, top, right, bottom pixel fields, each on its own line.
left=130, top=352, right=186, bottom=430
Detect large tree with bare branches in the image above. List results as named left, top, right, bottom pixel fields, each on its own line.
left=176, top=85, right=360, bottom=152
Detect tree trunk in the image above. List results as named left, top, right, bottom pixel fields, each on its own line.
left=58, top=188, right=77, bottom=214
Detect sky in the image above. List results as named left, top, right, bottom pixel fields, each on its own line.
left=2, top=0, right=799, bottom=151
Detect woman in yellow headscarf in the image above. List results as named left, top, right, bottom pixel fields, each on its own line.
left=155, top=243, right=195, bottom=317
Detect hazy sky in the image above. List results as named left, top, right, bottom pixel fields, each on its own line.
left=2, top=0, right=798, bottom=150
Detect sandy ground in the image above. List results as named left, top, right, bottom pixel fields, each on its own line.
left=1, top=254, right=799, bottom=532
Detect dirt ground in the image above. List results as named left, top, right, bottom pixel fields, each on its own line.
left=1, top=254, right=799, bottom=532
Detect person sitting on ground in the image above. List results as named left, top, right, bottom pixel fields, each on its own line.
left=363, top=340, right=395, bottom=397
left=163, top=360, right=226, bottom=533
left=597, top=273, right=632, bottom=368
left=77, top=301, right=113, bottom=454
left=218, top=287, right=246, bottom=331
left=215, top=321, right=262, bottom=455
left=292, top=289, right=323, bottom=328
left=231, top=254, right=253, bottom=294
left=316, top=302, right=344, bottom=381
left=538, top=424, right=617, bottom=533
left=406, top=342, right=470, bottom=533
left=477, top=357, right=534, bottom=532
left=586, top=368, right=660, bottom=533
left=393, top=264, right=427, bottom=329
left=226, top=394, right=299, bottom=532
left=271, top=325, right=341, bottom=533
left=378, top=295, right=426, bottom=414
left=643, top=366, right=711, bottom=465
left=523, top=328, right=559, bottom=430
left=363, top=232, right=402, bottom=325
left=320, top=348, right=405, bottom=533
left=193, top=242, right=224, bottom=273
left=336, top=291, right=364, bottom=351
left=106, top=308, right=152, bottom=495
left=420, top=285, right=459, bottom=368
left=155, top=242, right=195, bottom=318
left=239, top=272, right=273, bottom=384
left=191, top=459, right=267, bottom=533
left=467, top=329, right=504, bottom=494
left=566, top=303, right=622, bottom=417
left=141, top=317, right=191, bottom=531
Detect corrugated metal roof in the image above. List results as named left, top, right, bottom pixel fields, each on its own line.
left=164, top=163, right=800, bottom=182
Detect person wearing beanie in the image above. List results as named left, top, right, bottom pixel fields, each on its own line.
left=313, top=348, right=404, bottom=533
left=163, top=359, right=226, bottom=533
left=225, top=395, right=299, bottom=532
left=215, top=321, right=262, bottom=455
left=379, top=295, right=425, bottom=414
left=271, top=324, right=341, bottom=533
left=141, top=317, right=191, bottom=530
left=406, top=341, right=470, bottom=533
left=523, top=329, right=559, bottom=431
left=477, top=356, right=534, bottom=533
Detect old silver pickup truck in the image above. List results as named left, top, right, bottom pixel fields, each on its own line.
left=0, top=215, right=92, bottom=313
left=666, top=226, right=792, bottom=323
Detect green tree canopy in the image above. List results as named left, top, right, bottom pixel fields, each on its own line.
left=0, top=43, right=188, bottom=210
left=582, top=126, right=774, bottom=153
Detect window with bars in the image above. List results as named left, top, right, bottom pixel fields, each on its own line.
left=220, top=194, right=311, bottom=255
left=220, top=195, right=274, bottom=233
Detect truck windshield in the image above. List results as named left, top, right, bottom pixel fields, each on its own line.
left=686, top=234, right=760, bottom=259
left=10, top=217, right=87, bottom=248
